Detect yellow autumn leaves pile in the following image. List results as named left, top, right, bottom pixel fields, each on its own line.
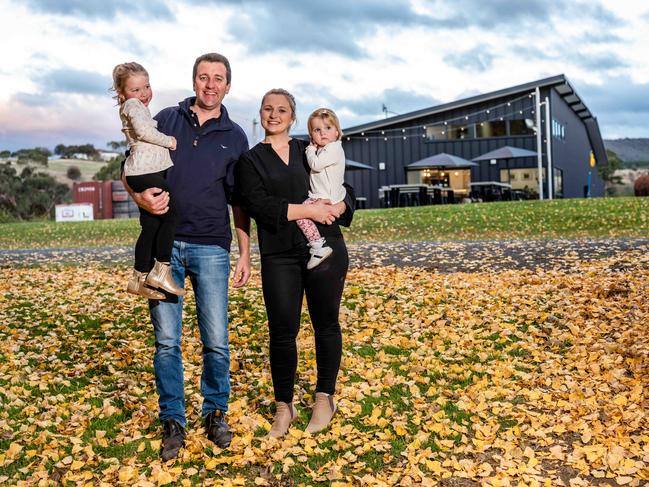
left=0, top=249, right=647, bottom=485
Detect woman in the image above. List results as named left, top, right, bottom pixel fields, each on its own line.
left=235, top=88, right=354, bottom=437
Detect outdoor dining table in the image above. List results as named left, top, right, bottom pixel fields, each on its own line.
left=379, top=184, right=457, bottom=207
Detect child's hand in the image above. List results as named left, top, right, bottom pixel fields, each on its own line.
left=169, top=137, right=177, bottom=151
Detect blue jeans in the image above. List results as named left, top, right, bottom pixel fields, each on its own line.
left=149, top=241, right=230, bottom=426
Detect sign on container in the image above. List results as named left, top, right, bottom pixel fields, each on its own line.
left=55, top=203, right=94, bottom=222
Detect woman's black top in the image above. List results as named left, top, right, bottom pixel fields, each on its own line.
left=235, top=138, right=355, bottom=256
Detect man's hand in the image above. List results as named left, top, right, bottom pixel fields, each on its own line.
left=132, top=187, right=169, bottom=215
left=231, top=256, right=250, bottom=288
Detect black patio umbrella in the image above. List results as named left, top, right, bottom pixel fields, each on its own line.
left=472, top=145, right=537, bottom=161
left=472, top=145, right=538, bottom=193
left=345, top=159, right=375, bottom=170
left=407, top=152, right=478, bottom=168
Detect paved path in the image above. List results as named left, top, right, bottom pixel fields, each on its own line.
left=2, top=238, right=648, bottom=273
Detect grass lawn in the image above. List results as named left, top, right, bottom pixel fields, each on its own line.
left=1, top=197, right=647, bottom=250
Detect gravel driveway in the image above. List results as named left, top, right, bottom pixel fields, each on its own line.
left=2, top=238, right=648, bottom=273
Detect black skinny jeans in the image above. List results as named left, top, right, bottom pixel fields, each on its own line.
left=261, top=235, right=348, bottom=403
left=125, top=171, right=178, bottom=273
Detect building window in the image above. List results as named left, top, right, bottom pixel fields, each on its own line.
left=407, top=169, right=471, bottom=193
left=509, top=119, right=535, bottom=136
left=426, top=126, right=446, bottom=141
left=476, top=120, right=507, bottom=138
left=500, top=168, right=545, bottom=191
left=426, top=123, right=471, bottom=140
left=552, top=118, right=566, bottom=141
left=448, top=124, right=469, bottom=139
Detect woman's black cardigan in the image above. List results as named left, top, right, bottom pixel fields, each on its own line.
left=234, top=138, right=355, bottom=256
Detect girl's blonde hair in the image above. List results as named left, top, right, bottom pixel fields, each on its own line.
left=111, top=62, right=148, bottom=104
left=307, top=108, right=343, bottom=140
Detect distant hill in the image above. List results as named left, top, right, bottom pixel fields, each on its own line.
left=604, top=138, right=649, bottom=164
left=1, top=158, right=107, bottom=188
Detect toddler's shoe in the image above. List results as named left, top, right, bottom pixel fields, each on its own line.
left=307, top=238, right=333, bottom=270
left=145, top=260, right=186, bottom=296
left=127, top=269, right=165, bottom=300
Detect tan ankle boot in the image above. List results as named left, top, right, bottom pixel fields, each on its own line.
left=127, top=269, right=165, bottom=300
left=266, top=402, right=297, bottom=438
left=306, top=393, right=336, bottom=434
left=145, top=260, right=186, bottom=296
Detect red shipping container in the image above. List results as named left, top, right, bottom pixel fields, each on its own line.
left=72, top=181, right=120, bottom=219
left=72, top=182, right=102, bottom=219
left=102, top=181, right=113, bottom=219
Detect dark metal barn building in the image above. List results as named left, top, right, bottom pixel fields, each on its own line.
left=339, top=74, right=607, bottom=208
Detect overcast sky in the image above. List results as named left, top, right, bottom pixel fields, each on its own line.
left=0, top=0, right=648, bottom=152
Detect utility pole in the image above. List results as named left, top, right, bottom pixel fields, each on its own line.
left=534, top=87, right=544, bottom=200
left=252, top=118, right=258, bottom=143
left=545, top=96, right=553, bottom=200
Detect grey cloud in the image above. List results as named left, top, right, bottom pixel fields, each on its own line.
left=341, top=88, right=441, bottom=119
left=290, top=83, right=441, bottom=131
left=444, top=48, right=494, bottom=72
left=572, top=52, right=627, bottom=71
left=574, top=75, right=649, bottom=138
left=210, top=0, right=619, bottom=60
left=36, top=68, right=111, bottom=95
left=583, top=32, right=622, bottom=44
left=579, top=76, right=649, bottom=115
left=11, top=92, right=59, bottom=107
left=190, top=0, right=440, bottom=58
left=0, top=127, right=111, bottom=153
left=22, top=0, right=172, bottom=19
left=436, top=0, right=619, bottom=29
left=510, top=44, right=626, bottom=74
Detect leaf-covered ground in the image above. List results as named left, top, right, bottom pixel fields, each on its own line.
left=1, top=251, right=648, bottom=486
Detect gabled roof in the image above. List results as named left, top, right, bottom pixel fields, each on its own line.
left=344, top=74, right=597, bottom=135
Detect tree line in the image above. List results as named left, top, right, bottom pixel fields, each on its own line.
left=0, top=141, right=126, bottom=222
left=0, top=141, right=127, bottom=165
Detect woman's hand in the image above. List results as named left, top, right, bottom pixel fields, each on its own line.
left=308, top=199, right=338, bottom=225
left=331, top=201, right=346, bottom=218
left=133, top=187, right=169, bottom=215
left=169, top=137, right=177, bottom=151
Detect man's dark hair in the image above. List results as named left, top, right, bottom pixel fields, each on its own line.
left=192, top=53, right=231, bottom=84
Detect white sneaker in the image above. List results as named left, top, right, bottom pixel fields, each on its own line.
left=307, top=244, right=333, bottom=269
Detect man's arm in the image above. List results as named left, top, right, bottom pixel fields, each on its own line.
left=121, top=168, right=170, bottom=215
left=231, top=205, right=251, bottom=288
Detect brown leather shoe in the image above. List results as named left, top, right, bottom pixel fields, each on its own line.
left=306, top=393, right=336, bottom=434
left=126, top=269, right=165, bottom=300
left=266, top=402, right=297, bottom=438
left=145, top=260, right=186, bottom=296
left=160, top=419, right=185, bottom=461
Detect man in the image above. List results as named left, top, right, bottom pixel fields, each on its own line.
left=126, top=53, right=250, bottom=461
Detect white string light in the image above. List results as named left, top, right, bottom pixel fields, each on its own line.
left=344, top=93, right=536, bottom=142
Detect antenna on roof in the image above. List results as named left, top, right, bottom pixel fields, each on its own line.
left=382, top=104, right=398, bottom=119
